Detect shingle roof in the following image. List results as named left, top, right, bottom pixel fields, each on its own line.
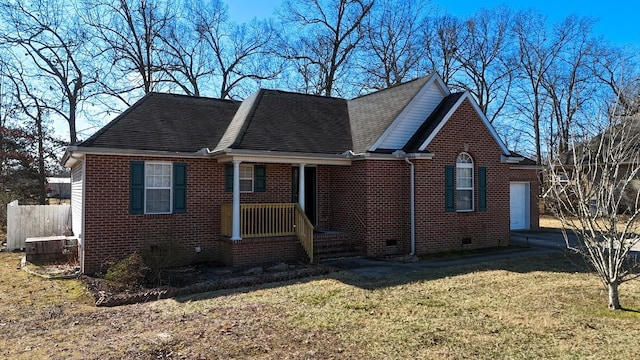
left=79, top=92, right=239, bottom=152
left=348, top=75, right=432, bottom=153
left=228, top=89, right=352, bottom=154
left=79, top=75, right=441, bottom=155
left=402, top=92, right=464, bottom=153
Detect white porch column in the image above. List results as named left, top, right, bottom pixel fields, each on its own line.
left=231, top=160, right=242, bottom=240
left=298, top=163, right=306, bottom=211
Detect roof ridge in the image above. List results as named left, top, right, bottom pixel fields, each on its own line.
left=233, top=89, right=266, bottom=148
left=149, top=91, right=239, bottom=104
left=350, top=74, right=434, bottom=101
left=259, top=88, right=347, bottom=101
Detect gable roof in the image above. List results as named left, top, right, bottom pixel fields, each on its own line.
left=347, top=75, right=433, bottom=153
left=215, top=89, right=352, bottom=154
left=74, top=73, right=515, bottom=161
left=405, top=91, right=510, bottom=155
left=403, top=92, right=465, bottom=153
left=80, top=92, right=239, bottom=152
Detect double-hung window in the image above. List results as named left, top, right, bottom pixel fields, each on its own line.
left=225, top=164, right=266, bottom=193
left=145, top=162, right=172, bottom=213
left=130, top=161, right=187, bottom=214
left=456, top=153, right=474, bottom=211
left=239, top=165, right=254, bottom=192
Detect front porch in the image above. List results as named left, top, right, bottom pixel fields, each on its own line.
left=221, top=202, right=314, bottom=262
left=220, top=203, right=362, bottom=266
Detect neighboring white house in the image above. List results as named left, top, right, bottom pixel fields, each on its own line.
left=47, top=175, right=71, bottom=199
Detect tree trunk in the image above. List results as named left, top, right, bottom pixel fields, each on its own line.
left=608, top=282, right=621, bottom=310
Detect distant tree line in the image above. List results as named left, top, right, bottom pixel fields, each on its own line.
left=0, top=0, right=639, bottom=202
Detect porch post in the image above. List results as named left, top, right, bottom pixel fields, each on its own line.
left=298, top=163, right=306, bottom=211
left=231, top=160, right=242, bottom=240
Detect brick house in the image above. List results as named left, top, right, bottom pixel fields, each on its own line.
left=63, top=73, right=539, bottom=274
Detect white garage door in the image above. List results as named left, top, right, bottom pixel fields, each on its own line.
left=510, top=182, right=530, bottom=230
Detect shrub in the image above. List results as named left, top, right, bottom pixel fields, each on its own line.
left=140, top=233, right=187, bottom=285
left=104, top=252, right=149, bottom=289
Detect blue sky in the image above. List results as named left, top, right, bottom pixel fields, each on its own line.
left=226, top=0, right=639, bottom=46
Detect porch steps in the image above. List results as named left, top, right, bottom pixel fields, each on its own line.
left=313, top=231, right=363, bottom=261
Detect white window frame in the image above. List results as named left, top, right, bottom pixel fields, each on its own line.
left=239, top=164, right=254, bottom=193
left=145, top=161, right=173, bottom=214
left=456, top=153, right=474, bottom=212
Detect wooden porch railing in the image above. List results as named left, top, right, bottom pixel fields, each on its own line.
left=221, top=203, right=314, bottom=262
left=294, top=203, right=314, bottom=263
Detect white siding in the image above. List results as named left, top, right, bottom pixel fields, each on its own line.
left=377, top=83, right=446, bottom=149
left=71, top=162, right=83, bottom=239
left=71, top=161, right=85, bottom=271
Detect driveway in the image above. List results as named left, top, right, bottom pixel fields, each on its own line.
left=510, top=228, right=578, bottom=249
left=324, top=228, right=640, bottom=279
left=512, top=228, right=640, bottom=252
left=323, top=232, right=563, bottom=278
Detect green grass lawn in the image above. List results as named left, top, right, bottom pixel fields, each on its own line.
left=1, top=250, right=640, bottom=359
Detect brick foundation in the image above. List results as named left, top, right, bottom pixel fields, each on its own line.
left=217, top=236, right=306, bottom=267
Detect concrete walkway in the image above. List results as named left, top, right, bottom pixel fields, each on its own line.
left=323, top=230, right=565, bottom=278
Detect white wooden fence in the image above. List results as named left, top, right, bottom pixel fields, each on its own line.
left=6, top=200, right=71, bottom=251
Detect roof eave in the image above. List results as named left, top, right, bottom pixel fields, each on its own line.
left=209, top=148, right=352, bottom=166
left=62, top=146, right=207, bottom=168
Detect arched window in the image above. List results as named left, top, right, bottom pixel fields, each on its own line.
left=456, top=153, right=474, bottom=211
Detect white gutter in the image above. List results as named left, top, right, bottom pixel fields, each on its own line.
left=393, top=150, right=416, bottom=256
left=63, top=146, right=206, bottom=167
left=501, top=155, right=525, bottom=163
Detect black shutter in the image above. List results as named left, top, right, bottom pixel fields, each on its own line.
left=445, top=165, right=455, bottom=212
left=130, top=161, right=145, bottom=214
left=173, top=163, right=187, bottom=213
left=225, top=164, right=233, bottom=192
left=254, top=165, right=266, bottom=192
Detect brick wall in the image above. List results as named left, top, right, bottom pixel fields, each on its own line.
left=362, top=160, right=411, bottom=256
left=327, top=99, right=527, bottom=257
left=218, top=236, right=305, bottom=267
left=83, top=155, right=220, bottom=273
left=411, top=98, right=512, bottom=253
left=328, top=162, right=368, bottom=247
left=82, top=156, right=301, bottom=273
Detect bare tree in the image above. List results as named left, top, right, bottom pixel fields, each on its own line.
left=4, top=62, right=47, bottom=204
left=278, top=0, right=374, bottom=97
left=589, top=44, right=640, bottom=117
left=511, top=11, right=562, bottom=164
left=157, top=10, right=211, bottom=97
left=454, top=7, right=516, bottom=123
left=422, top=15, right=463, bottom=86
left=192, top=0, right=281, bottom=99
left=359, top=0, right=427, bottom=90
left=0, top=0, right=97, bottom=144
left=84, top=0, right=174, bottom=97
left=542, top=15, right=598, bottom=155
left=545, top=110, right=640, bottom=310
left=0, top=57, right=64, bottom=204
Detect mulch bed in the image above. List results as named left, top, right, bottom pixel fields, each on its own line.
left=81, top=263, right=337, bottom=307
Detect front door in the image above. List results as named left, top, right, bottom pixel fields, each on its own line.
left=510, top=182, right=530, bottom=230
left=292, top=167, right=317, bottom=226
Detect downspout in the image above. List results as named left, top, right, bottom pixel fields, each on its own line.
left=404, top=157, right=416, bottom=256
